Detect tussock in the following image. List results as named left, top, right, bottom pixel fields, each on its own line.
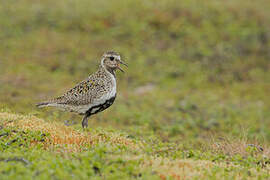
left=121, top=155, right=270, bottom=179
left=148, top=157, right=270, bottom=179
left=1, top=112, right=269, bottom=179
left=211, top=137, right=270, bottom=158
left=0, top=112, right=140, bottom=152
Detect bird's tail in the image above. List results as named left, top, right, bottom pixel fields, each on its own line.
left=36, top=101, right=54, bottom=108
left=37, top=96, right=64, bottom=108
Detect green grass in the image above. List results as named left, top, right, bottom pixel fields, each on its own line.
left=0, top=0, right=270, bottom=179
left=0, top=112, right=269, bottom=179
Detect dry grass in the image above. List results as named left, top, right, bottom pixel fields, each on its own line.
left=149, top=158, right=270, bottom=179
left=143, top=157, right=213, bottom=179
left=1, top=112, right=269, bottom=179
left=210, top=137, right=270, bottom=159
left=119, top=155, right=269, bottom=180
left=0, top=112, right=141, bottom=152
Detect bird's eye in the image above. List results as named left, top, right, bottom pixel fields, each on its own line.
left=109, top=56, right=114, bottom=61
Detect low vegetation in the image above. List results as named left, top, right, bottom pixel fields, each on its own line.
left=0, top=112, right=269, bottom=179
left=0, top=0, right=269, bottom=179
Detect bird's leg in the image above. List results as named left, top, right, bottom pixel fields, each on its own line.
left=82, top=114, right=90, bottom=128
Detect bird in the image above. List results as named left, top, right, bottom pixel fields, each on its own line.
left=36, top=51, right=127, bottom=128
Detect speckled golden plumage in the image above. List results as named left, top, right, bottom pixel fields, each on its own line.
left=37, top=51, right=127, bottom=128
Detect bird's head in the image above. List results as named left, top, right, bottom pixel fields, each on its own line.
left=101, top=51, right=127, bottom=73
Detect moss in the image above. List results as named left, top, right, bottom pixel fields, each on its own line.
left=0, top=0, right=270, bottom=178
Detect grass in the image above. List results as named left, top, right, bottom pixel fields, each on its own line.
left=0, top=0, right=270, bottom=179
left=1, top=112, right=139, bottom=151
left=1, top=112, right=269, bottom=179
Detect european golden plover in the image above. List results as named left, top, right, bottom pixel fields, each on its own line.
left=37, top=51, right=127, bottom=128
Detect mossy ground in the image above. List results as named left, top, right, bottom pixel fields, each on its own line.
left=0, top=0, right=270, bottom=179
left=1, top=112, right=269, bottom=179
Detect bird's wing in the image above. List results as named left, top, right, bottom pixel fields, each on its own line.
left=52, top=75, right=107, bottom=106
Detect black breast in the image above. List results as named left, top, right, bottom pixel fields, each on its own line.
left=86, top=95, right=116, bottom=116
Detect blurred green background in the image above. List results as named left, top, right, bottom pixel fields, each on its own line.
left=0, top=0, right=269, bottom=146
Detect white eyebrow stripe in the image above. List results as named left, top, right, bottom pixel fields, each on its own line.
left=104, top=55, right=121, bottom=59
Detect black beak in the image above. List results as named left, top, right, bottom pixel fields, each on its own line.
left=117, top=60, right=128, bottom=72
left=119, top=60, right=128, bottom=67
